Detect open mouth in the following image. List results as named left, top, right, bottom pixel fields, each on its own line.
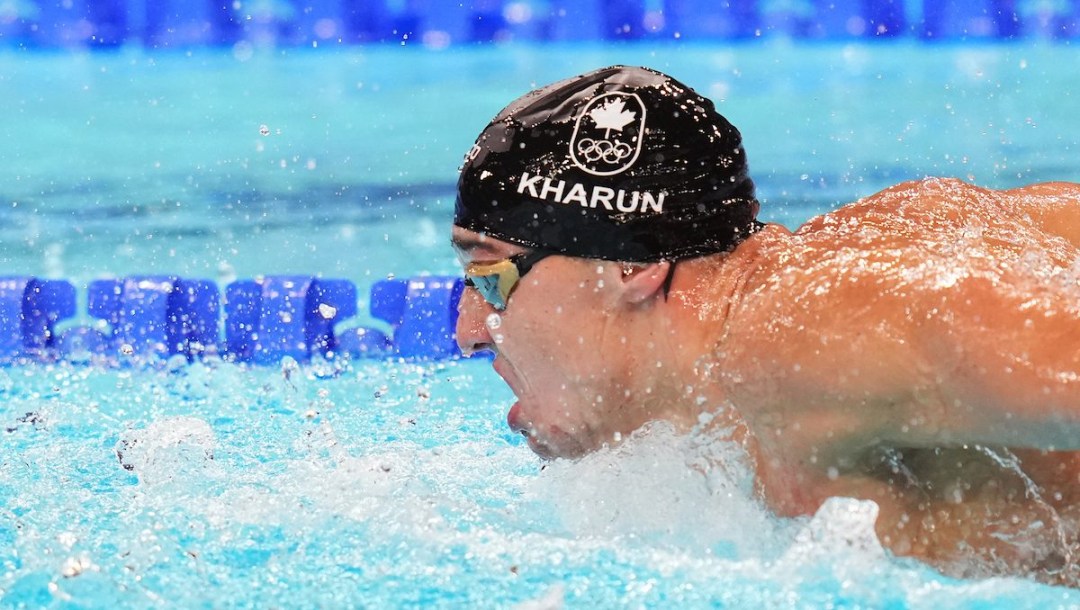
left=493, top=359, right=558, bottom=459
left=493, top=358, right=525, bottom=430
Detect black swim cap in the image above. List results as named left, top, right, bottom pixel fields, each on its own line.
left=455, top=65, right=761, bottom=262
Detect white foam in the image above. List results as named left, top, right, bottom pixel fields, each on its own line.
left=769, top=496, right=887, bottom=580
left=115, top=416, right=218, bottom=487
left=513, top=583, right=565, bottom=610
left=528, top=421, right=779, bottom=557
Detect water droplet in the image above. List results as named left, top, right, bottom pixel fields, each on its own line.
left=119, top=344, right=134, bottom=356
left=485, top=313, right=502, bottom=330
left=259, top=124, right=271, bottom=136
left=318, top=303, right=337, bottom=319
left=493, top=333, right=505, bottom=344
left=61, top=556, right=93, bottom=578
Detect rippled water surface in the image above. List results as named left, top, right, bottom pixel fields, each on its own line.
left=3, top=358, right=1080, bottom=608
left=2, top=42, right=1078, bottom=287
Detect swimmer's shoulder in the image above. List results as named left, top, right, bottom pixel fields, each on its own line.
left=859, top=177, right=995, bottom=212
left=1002, top=180, right=1080, bottom=200
left=791, top=178, right=963, bottom=236
left=794, top=177, right=1022, bottom=237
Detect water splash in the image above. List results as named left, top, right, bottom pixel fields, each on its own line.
left=1, top=361, right=1077, bottom=607
left=115, top=416, right=217, bottom=486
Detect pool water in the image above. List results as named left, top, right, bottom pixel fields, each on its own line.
left=2, top=42, right=1078, bottom=285
left=5, top=359, right=1079, bottom=608
left=2, top=42, right=1080, bottom=607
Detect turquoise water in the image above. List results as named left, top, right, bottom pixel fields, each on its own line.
left=2, top=42, right=1078, bottom=286
left=2, top=42, right=1080, bottom=607
left=4, top=359, right=1080, bottom=608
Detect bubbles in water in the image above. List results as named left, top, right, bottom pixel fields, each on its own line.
left=5, top=358, right=1073, bottom=607
left=166, top=354, right=188, bottom=372
left=514, top=584, right=565, bottom=610
left=280, top=356, right=301, bottom=390
left=259, top=124, right=271, bottom=136
left=60, top=556, right=95, bottom=579
left=57, top=531, right=78, bottom=549
left=530, top=421, right=770, bottom=554
left=115, top=417, right=217, bottom=486
left=772, top=497, right=886, bottom=580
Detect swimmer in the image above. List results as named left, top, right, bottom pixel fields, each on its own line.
left=451, top=65, right=1080, bottom=584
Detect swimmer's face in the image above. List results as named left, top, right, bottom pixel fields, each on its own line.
left=452, top=226, right=648, bottom=459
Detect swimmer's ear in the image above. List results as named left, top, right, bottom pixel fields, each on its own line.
left=619, top=261, right=671, bottom=305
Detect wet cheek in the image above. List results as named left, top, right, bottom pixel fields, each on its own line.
left=483, top=312, right=508, bottom=346
left=504, top=305, right=571, bottom=344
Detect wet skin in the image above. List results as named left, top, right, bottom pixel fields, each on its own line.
left=453, top=230, right=707, bottom=459
left=454, top=178, right=1080, bottom=583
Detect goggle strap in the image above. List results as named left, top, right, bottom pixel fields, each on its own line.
left=509, top=250, right=554, bottom=276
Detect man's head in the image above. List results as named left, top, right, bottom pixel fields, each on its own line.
left=453, top=66, right=760, bottom=459
left=455, top=65, right=761, bottom=264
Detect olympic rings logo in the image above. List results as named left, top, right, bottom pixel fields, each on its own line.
left=575, top=138, right=633, bottom=165
left=569, top=91, right=646, bottom=176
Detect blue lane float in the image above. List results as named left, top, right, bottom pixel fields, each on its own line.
left=6, top=0, right=1072, bottom=48
left=0, top=275, right=464, bottom=365
left=224, top=276, right=358, bottom=364
left=369, top=276, right=464, bottom=360
left=0, top=277, right=77, bottom=360
left=87, top=276, right=220, bottom=360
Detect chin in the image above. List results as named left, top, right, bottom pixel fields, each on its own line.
left=527, top=433, right=592, bottom=461
left=527, top=438, right=560, bottom=460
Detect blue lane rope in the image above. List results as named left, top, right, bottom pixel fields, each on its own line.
left=0, top=275, right=464, bottom=365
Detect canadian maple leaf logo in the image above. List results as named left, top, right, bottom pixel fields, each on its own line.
left=588, top=98, right=637, bottom=138
left=570, top=92, right=645, bottom=176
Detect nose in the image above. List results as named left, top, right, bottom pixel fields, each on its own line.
left=455, top=287, right=496, bottom=357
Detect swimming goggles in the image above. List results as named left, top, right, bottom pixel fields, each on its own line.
left=463, top=250, right=554, bottom=311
